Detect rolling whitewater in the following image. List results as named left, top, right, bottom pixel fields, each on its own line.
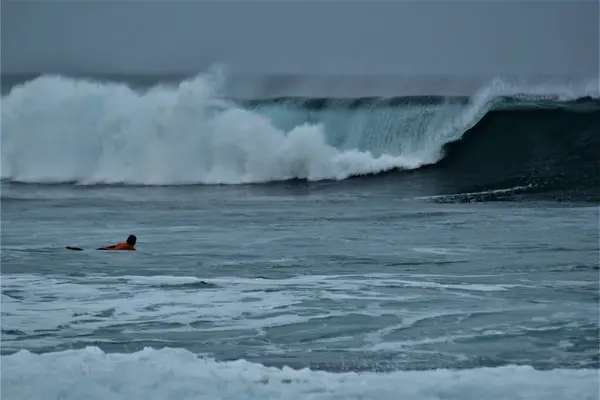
left=1, top=70, right=599, bottom=400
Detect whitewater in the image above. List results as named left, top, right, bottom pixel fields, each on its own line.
left=1, top=70, right=599, bottom=400
left=2, top=348, right=596, bottom=400
left=1, top=69, right=598, bottom=185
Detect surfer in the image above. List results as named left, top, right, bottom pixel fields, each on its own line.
left=65, top=234, right=137, bottom=251
left=97, top=235, right=137, bottom=251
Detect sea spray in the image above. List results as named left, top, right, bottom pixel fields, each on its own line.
left=1, top=70, right=598, bottom=185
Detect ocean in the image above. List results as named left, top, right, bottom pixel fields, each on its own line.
left=1, top=70, right=599, bottom=400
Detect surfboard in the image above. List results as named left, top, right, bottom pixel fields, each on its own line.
left=65, top=246, right=84, bottom=251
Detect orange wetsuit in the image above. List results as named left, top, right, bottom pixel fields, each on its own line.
left=97, top=243, right=136, bottom=251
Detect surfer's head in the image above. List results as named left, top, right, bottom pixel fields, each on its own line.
left=126, top=235, right=137, bottom=245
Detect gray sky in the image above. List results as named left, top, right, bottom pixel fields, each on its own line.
left=2, top=0, right=598, bottom=77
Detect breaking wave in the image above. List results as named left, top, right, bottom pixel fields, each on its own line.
left=1, top=69, right=598, bottom=192
left=1, top=346, right=597, bottom=400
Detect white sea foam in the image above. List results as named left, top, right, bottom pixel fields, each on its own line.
left=1, top=346, right=597, bottom=400
left=3, top=271, right=591, bottom=361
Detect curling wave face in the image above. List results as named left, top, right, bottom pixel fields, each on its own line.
left=1, top=70, right=598, bottom=192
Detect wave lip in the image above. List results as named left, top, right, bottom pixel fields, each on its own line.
left=1, top=346, right=598, bottom=400
left=1, top=70, right=598, bottom=187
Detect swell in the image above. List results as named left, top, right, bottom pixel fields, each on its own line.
left=1, top=70, right=598, bottom=198
left=419, top=105, right=600, bottom=202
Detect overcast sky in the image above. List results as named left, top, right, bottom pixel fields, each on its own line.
left=2, top=0, right=598, bottom=77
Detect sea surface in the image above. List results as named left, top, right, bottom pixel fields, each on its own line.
left=1, top=71, right=599, bottom=400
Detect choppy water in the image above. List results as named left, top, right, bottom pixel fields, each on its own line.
left=1, top=71, right=599, bottom=399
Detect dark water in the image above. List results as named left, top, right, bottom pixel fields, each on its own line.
left=1, top=72, right=599, bottom=400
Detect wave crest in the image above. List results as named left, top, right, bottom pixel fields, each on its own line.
left=1, top=69, right=598, bottom=186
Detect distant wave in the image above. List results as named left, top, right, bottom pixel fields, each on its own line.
left=1, top=69, right=598, bottom=199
